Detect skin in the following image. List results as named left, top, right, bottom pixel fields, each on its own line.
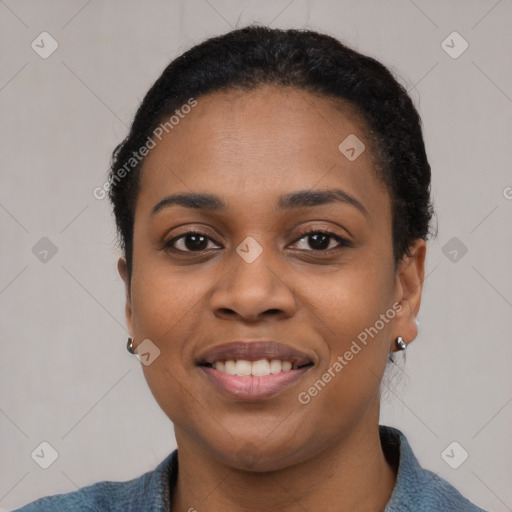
left=118, top=85, right=426, bottom=512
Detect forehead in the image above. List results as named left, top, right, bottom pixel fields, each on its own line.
left=136, top=86, right=388, bottom=220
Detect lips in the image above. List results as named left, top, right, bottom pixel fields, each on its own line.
left=196, top=341, right=315, bottom=400
left=197, top=340, right=314, bottom=367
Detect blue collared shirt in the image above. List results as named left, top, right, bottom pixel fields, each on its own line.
left=14, top=425, right=487, bottom=511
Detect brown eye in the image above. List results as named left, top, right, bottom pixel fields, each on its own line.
left=165, top=231, right=222, bottom=253
left=290, top=229, right=350, bottom=252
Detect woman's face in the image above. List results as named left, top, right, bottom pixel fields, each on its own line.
left=119, top=86, right=425, bottom=471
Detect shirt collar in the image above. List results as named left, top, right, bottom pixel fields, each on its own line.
left=380, top=424, right=435, bottom=511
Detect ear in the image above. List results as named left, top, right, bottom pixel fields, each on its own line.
left=391, top=239, right=426, bottom=352
left=117, top=257, right=134, bottom=337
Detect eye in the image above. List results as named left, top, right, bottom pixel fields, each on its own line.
left=289, top=228, right=350, bottom=252
left=164, top=230, right=222, bottom=253
left=163, top=227, right=350, bottom=254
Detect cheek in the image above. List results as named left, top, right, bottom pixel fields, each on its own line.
left=297, top=256, right=396, bottom=406
left=130, top=262, right=207, bottom=359
left=305, top=254, right=395, bottom=346
left=129, top=276, right=198, bottom=422
left=128, top=254, right=216, bottom=410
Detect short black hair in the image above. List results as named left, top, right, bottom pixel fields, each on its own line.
left=108, top=25, right=434, bottom=278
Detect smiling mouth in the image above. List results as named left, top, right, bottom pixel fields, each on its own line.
left=199, top=359, right=314, bottom=376
left=196, top=340, right=315, bottom=399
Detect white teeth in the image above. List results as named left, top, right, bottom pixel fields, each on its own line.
left=251, top=359, right=271, bottom=376
left=281, top=361, right=292, bottom=371
left=269, top=359, right=283, bottom=374
left=224, top=360, right=236, bottom=375
left=211, top=358, right=299, bottom=376
left=234, top=360, right=252, bottom=376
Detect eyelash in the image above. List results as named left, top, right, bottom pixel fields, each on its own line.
left=163, top=227, right=351, bottom=254
left=292, top=226, right=351, bottom=252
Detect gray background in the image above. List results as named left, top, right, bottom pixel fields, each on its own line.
left=1, top=1, right=511, bottom=510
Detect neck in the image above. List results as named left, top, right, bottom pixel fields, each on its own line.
left=171, top=409, right=397, bottom=512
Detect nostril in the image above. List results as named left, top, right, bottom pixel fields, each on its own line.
left=218, top=308, right=236, bottom=316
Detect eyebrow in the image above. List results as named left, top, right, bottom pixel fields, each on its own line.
left=151, top=188, right=368, bottom=217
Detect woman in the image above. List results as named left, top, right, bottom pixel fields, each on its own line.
left=16, top=25, right=487, bottom=511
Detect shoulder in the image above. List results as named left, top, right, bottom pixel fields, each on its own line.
left=380, top=425, right=488, bottom=512
left=415, top=469, right=487, bottom=511
left=13, top=479, right=141, bottom=512
left=12, top=451, right=177, bottom=512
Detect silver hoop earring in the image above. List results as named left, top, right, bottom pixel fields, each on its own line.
left=127, top=337, right=135, bottom=354
left=395, top=336, right=407, bottom=351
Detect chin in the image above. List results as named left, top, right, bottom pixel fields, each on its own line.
left=205, top=435, right=315, bottom=473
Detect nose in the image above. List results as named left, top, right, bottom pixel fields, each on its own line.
left=210, top=245, right=297, bottom=323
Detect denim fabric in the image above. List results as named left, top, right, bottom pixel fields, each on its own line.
left=379, top=427, right=487, bottom=511
left=14, top=425, right=487, bottom=511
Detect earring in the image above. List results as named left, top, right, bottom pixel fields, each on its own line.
left=127, top=337, right=135, bottom=354
left=395, top=336, right=407, bottom=351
